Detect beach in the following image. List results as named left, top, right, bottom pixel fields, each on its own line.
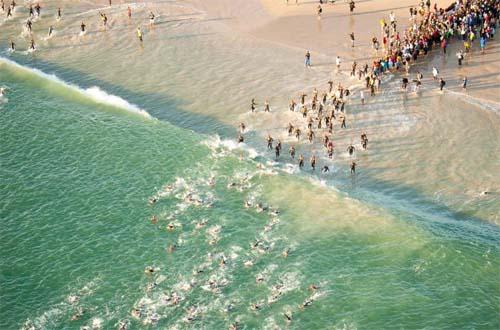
left=1, top=0, right=499, bottom=329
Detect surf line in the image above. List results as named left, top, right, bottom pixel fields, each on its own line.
left=0, top=56, right=154, bottom=119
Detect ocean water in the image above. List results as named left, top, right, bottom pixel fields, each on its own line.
left=1, top=1, right=499, bottom=329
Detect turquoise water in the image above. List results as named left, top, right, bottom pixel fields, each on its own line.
left=1, top=58, right=499, bottom=330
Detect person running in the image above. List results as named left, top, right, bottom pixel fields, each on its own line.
left=34, top=2, right=41, bottom=17
left=289, top=145, right=296, bottom=159
left=350, top=161, right=356, bottom=174
left=432, top=66, right=439, bottom=80
left=136, top=26, right=143, bottom=42
left=127, top=6, right=132, bottom=19
left=360, top=90, right=364, bottom=105
left=361, top=133, right=368, bottom=149
left=305, top=50, right=311, bottom=68
left=266, top=134, right=273, bottom=150
left=349, top=0, right=355, bottom=13
left=264, top=100, right=270, bottom=112
left=251, top=98, right=256, bottom=112
left=335, top=56, right=341, bottom=70
left=317, top=5, right=322, bottom=18
left=48, top=25, right=54, bottom=37
left=298, top=154, right=304, bottom=169
left=310, top=155, right=316, bottom=171
left=439, top=78, right=446, bottom=91
left=57, top=7, right=61, bottom=20
left=275, top=144, right=280, bottom=159
left=462, top=76, right=467, bottom=90
left=349, top=32, right=355, bottom=47
left=340, top=115, right=346, bottom=129
left=80, top=21, right=86, bottom=34
left=149, top=11, right=155, bottom=27
left=9, top=39, right=15, bottom=51
left=456, top=50, right=464, bottom=66
left=29, top=38, right=35, bottom=51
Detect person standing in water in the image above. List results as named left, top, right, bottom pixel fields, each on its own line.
left=266, top=134, right=273, bottom=150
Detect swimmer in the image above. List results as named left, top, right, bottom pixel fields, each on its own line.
left=250, top=302, right=262, bottom=311
left=350, top=161, right=356, bottom=174
left=150, top=215, right=158, bottom=224
left=167, top=244, right=176, bottom=253
left=321, top=165, right=330, bottom=173
left=282, top=248, right=290, bottom=258
left=289, top=145, right=296, bottom=159
left=167, top=222, right=175, bottom=231
left=284, top=312, right=292, bottom=322
left=0, top=87, right=6, bottom=97
left=144, top=266, right=155, bottom=274
left=136, top=27, right=143, bottom=43
left=148, top=197, right=157, bottom=205
left=309, top=284, right=319, bottom=291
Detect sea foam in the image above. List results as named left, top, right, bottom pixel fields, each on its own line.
left=0, top=56, right=153, bottom=119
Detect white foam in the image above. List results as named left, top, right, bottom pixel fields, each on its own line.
left=0, top=57, right=153, bottom=119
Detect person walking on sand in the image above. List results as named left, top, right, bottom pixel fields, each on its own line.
left=439, top=78, right=446, bottom=91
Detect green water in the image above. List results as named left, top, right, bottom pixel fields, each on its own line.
left=1, top=61, right=499, bottom=329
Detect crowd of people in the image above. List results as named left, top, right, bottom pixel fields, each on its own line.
left=238, top=0, right=498, bottom=176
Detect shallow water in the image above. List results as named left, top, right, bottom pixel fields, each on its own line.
left=1, top=1, right=499, bottom=329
